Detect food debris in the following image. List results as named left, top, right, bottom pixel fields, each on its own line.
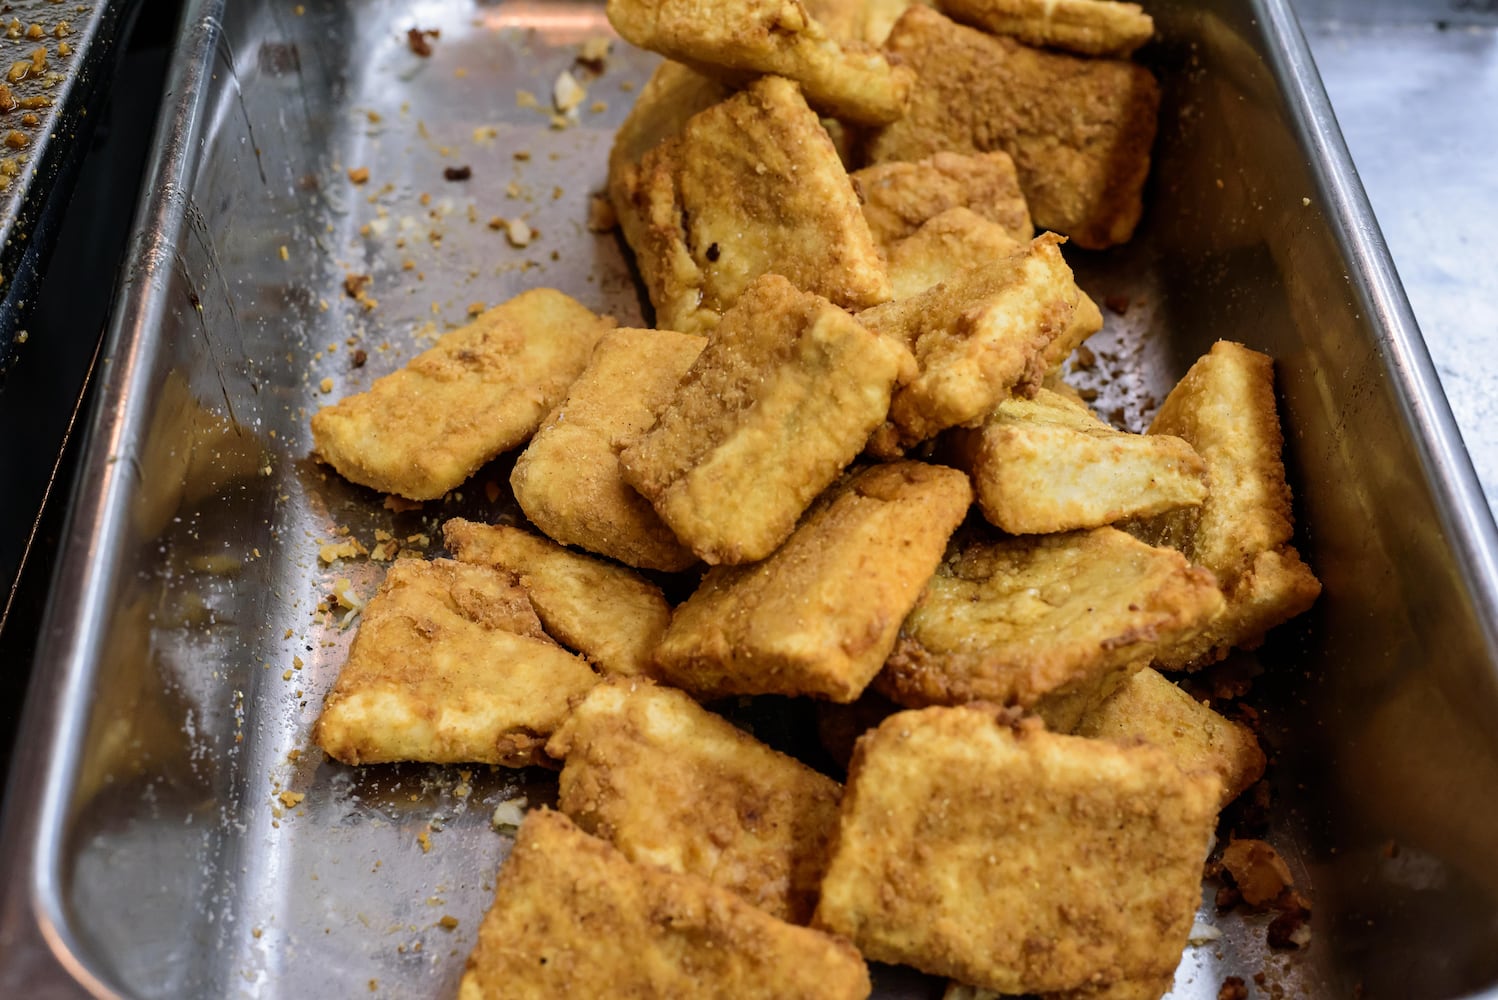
left=577, top=36, right=611, bottom=72
left=1220, top=838, right=1293, bottom=907
left=1218, top=977, right=1248, bottom=1000
left=407, top=27, right=438, bottom=57
left=491, top=796, right=528, bottom=832
left=417, top=825, right=433, bottom=853
left=278, top=245, right=289, bottom=261
left=553, top=69, right=586, bottom=113
left=587, top=194, right=618, bottom=233
left=443, top=165, right=472, bottom=182
left=278, top=791, right=305, bottom=809
left=515, top=89, right=539, bottom=110
left=331, top=577, right=366, bottom=627
left=351, top=348, right=368, bottom=368
left=383, top=495, right=423, bottom=512
left=348, top=166, right=370, bottom=184
left=438, top=915, right=460, bottom=930
left=504, top=218, right=533, bottom=248
left=319, top=538, right=367, bottom=563
left=319, top=377, right=335, bottom=394
left=343, top=273, right=371, bottom=298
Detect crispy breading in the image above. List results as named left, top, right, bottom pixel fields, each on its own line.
left=851, top=151, right=1033, bottom=249
left=510, top=328, right=705, bottom=572
left=313, top=560, right=597, bottom=766
left=442, top=520, right=671, bottom=678
left=945, top=387, right=1208, bottom=533
left=620, top=275, right=909, bottom=565
left=937, top=0, right=1154, bottom=57
left=624, top=77, right=890, bottom=334
left=814, top=706, right=1220, bottom=993
left=859, top=232, right=1080, bottom=448
left=879, top=527, right=1224, bottom=709
left=655, top=462, right=973, bottom=701
left=606, top=0, right=914, bottom=124
left=310, top=289, right=614, bottom=500
left=944, top=972, right=1176, bottom=1000
left=867, top=6, right=1160, bottom=249
left=1133, top=341, right=1321, bottom=668
left=804, top=0, right=924, bottom=44
left=1042, top=284, right=1105, bottom=368
left=546, top=677, right=843, bottom=923
left=459, top=810, right=871, bottom=1000
left=1074, top=666, right=1266, bottom=807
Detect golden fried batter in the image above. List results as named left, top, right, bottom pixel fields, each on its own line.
left=313, top=560, right=597, bottom=766
left=937, top=0, right=1154, bottom=57
left=654, top=462, right=972, bottom=701
left=459, top=810, right=871, bottom=1000
left=606, top=0, right=913, bottom=124
left=1074, top=666, right=1265, bottom=807
left=1133, top=341, right=1321, bottom=668
left=510, top=328, right=705, bottom=572
left=442, top=520, right=671, bottom=678
left=946, top=387, right=1207, bottom=533
left=804, top=0, right=925, bottom=44
left=624, top=76, right=890, bottom=335
left=879, top=527, right=1224, bottom=709
left=884, top=207, right=1021, bottom=299
left=945, top=972, right=1177, bottom=1000
left=815, top=706, right=1219, bottom=993
left=547, top=677, right=842, bottom=923
left=620, top=275, right=909, bottom=565
left=310, top=289, right=614, bottom=500
left=852, top=151, right=1033, bottom=249
left=867, top=6, right=1160, bottom=249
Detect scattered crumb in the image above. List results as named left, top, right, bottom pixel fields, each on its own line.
left=318, top=538, right=367, bottom=563
left=553, top=69, right=586, bottom=113
left=504, top=218, right=533, bottom=248
left=515, top=90, right=539, bottom=110
left=278, top=791, right=305, bottom=809
left=491, top=796, right=527, bottom=832
left=417, top=825, right=433, bottom=853
left=348, top=166, right=370, bottom=184
left=351, top=348, right=368, bottom=368
left=384, top=495, right=423, bottom=512
left=1219, top=977, right=1248, bottom=1000
left=577, top=36, right=611, bottom=72
left=443, top=164, right=472, bottom=182
left=438, top=915, right=460, bottom=930
left=407, top=27, right=438, bottom=57
left=1103, top=293, right=1130, bottom=315
left=586, top=194, right=617, bottom=233
left=344, top=273, right=371, bottom=298
left=1221, top=838, right=1294, bottom=907
left=278, top=245, right=289, bottom=261
left=319, top=377, right=334, bottom=394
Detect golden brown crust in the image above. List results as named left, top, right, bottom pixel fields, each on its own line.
left=936, top=0, right=1154, bottom=57
left=655, top=462, right=974, bottom=701
left=813, top=705, right=1220, bottom=993
left=510, top=328, right=705, bottom=572
left=547, top=677, right=843, bottom=923
left=309, top=289, right=613, bottom=500
left=867, top=6, right=1160, bottom=249
left=459, top=809, right=871, bottom=999
left=883, top=207, right=1022, bottom=300
left=851, top=151, right=1034, bottom=248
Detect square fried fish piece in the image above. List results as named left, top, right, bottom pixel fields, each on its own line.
left=946, top=387, right=1207, bottom=533
left=606, top=0, right=913, bottom=124
left=878, top=527, right=1224, bottom=710
left=851, top=151, right=1034, bottom=249
left=814, top=706, right=1220, bottom=993
left=546, top=677, right=843, bottom=924
left=654, top=462, right=972, bottom=701
left=313, top=559, right=598, bottom=767
left=458, top=810, right=871, bottom=1000
left=310, top=289, right=614, bottom=500
left=937, top=0, right=1154, bottom=57
left=867, top=6, right=1160, bottom=249
left=1133, top=341, right=1322, bottom=668
left=624, top=76, right=890, bottom=335
left=443, top=520, right=672, bottom=678
left=620, top=275, right=909, bottom=565
left=510, top=328, right=705, bottom=572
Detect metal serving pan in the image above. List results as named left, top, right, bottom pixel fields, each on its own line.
left=3, top=0, right=1497, bottom=996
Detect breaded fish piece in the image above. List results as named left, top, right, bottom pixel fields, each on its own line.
left=1074, top=666, right=1266, bottom=807
left=654, top=462, right=972, bottom=701
left=620, top=275, right=909, bottom=565
left=859, top=232, right=1080, bottom=448
left=937, top=0, right=1154, bottom=57
left=803, top=0, right=923, bottom=45
left=867, top=7, right=1160, bottom=249
left=313, top=560, right=597, bottom=766
left=606, top=0, right=914, bottom=124
left=814, top=706, right=1220, bottom=993
left=510, top=328, right=705, bottom=572
left=878, top=527, right=1224, bottom=709
left=546, top=677, right=843, bottom=923
left=624, top=76, right=890, bottom=335
left=1134, top=341, right=1322, bottom=668
left=852, top=151, right=1033, bottom=249
left=310, top=289, right=614, bottom=500
left=442, top=520, right=671, bottom=678
left=946, top=387, right=1208, bottom=533
left=459, top=810, right=871, bottom=1000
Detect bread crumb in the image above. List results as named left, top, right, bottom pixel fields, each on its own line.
left=515, top=89, right=538, bottom=109
left=491, top=796, right=527, bottom=832
left=278, top=791, right=305, bottom=809
left=505, top=218, right=533, bottom=248
left=553, top=70, right=586, bottom=113
left=417, top=826, right=433, bottom=853
left=577, top=36, right=611, bottom=71
left=278, top=245, right=289, bottom=261
left=438, top=915, right=460, bottom=930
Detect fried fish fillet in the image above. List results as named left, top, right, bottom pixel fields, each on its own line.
left=1074, top=666, right=1266, bottom=807
left=803, top=0, right=924, bottom=44
left=946, top=387, right=1208, bottom=533
left=510, top=328, right=705, bottom=572
left=814, top=706, right=1220, bottom=993
left=937, top=0, right=1154, bottom=57
left=878, top=527, right=1224, bottom=710
left=620, top=275, right=909, bottom=565
left=867, top=6, right=1160, bottom=249
left=1133, top=341, right=1322, bottom=668
left=310, top=289, right=614, bottom=500
left=459, top=809, right=871, bottom=1000
left=606, top=0, right=914, bottom=124
left=851, top=151, right=1033, bottom=249
left=546, top=677, right=843, bottom=924
left=624, top=76, right=890, bottom=335
left=313, top=560, right=598, bottom=766
left=442, top=520, right=671, bottom=678
left=654, top=462, right=972, bottom=701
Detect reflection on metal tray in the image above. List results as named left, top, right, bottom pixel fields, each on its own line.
left=2, top=0, right=1498, bottom=996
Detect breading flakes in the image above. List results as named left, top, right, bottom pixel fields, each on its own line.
left=937, top=0, right=1154, bottom=57
left=851, top=150, right=1033, bottom=249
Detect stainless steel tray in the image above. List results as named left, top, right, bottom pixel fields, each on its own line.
left=3, top=0, right=1497, bottom=996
